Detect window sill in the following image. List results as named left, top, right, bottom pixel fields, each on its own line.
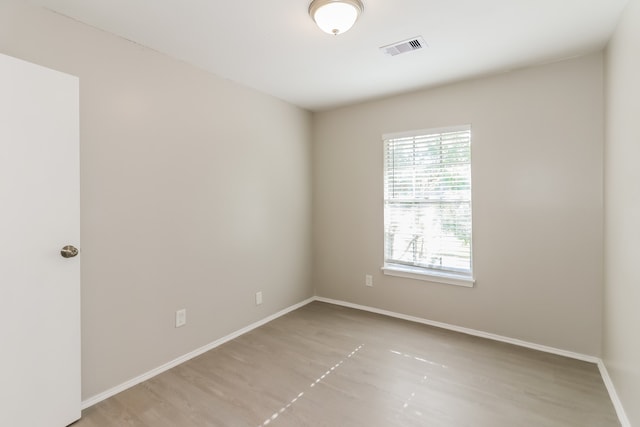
left=382, top=264, right=475, bottom=288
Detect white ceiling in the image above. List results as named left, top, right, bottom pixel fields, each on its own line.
left=31, top=0, right=627, bottom=111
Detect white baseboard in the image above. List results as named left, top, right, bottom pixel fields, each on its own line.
left=597, top=360, right=632, bottom=427
left=81, top=297, right=315, bottom=409
left=314, top=297, right=599, bottom=363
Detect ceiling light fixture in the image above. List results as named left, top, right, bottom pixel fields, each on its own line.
left=309, top=0, right=364, bottom=35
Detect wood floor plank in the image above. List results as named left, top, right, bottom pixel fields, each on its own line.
left=73, top=301, right=620, bottom=427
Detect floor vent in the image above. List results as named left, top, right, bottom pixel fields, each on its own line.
left=380, top=36, right=427, bottom=57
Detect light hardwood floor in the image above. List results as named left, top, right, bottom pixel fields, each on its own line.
left=73, top=301, right=620, bottom=426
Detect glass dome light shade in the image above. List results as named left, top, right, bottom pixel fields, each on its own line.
left=309, top=0, right=364, bottom=35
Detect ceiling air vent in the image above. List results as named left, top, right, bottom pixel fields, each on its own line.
left=380, top=36, right=427, bottom=57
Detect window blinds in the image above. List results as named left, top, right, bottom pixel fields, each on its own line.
left=383, top=126, right=472, bottom=276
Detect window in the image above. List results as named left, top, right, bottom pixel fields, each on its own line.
left=382, top=125, right=474, bottom=287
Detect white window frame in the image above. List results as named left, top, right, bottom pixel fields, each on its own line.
left=382, top=125, right=475, bottom=287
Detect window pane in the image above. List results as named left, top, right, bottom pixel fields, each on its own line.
left=384, top=201, right=471, bottom=273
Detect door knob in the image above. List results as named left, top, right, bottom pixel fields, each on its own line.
left=60, top=245, right=79, bottom=258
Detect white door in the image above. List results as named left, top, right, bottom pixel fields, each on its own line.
left=0, top=53, right=80, bottom=426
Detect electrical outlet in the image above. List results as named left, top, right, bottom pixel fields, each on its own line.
left=365, top=274, right=373, bottom=287
left=175, top=309, right=187, bottom=328
left=256, top=291, right=263, bottom=306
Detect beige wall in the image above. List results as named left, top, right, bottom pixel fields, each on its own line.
left=0, top=1, right=313, bottom=399
left=604, top=0, right=640, bottom=424
left=313, top=53, right=604, bottom=356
